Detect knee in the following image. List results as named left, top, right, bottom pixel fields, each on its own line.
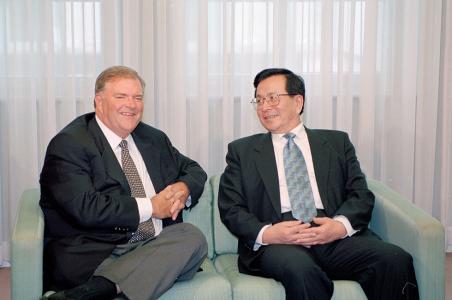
left=262, top=245, right=325, bottom=281
left=278, top=255, right=333, bottom=298
left=375, top=245, right=414, bottom=273
left=181, top=223, right=208, bottom=257
left=265, top=250, right=321, bottom=282
left=282, top=259, right=323, bottom=281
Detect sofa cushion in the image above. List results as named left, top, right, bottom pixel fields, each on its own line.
left=159, top=258, right=231, bottom=300
left=183, top=180, right=215, bottom=259
left=214, top=254, right=367, bottom=300
left=210, top=175, right=238, bottom=255
left=331, top=281, right=367, bottom=300
left=214, top=254, right=285, bottom=299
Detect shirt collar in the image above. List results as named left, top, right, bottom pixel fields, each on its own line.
left=95, top=115, right=131, bottom=149
left=271, top=121, right=305, bottom=144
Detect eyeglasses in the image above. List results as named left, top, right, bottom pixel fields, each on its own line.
left=251, top=92, right=296, bottom=108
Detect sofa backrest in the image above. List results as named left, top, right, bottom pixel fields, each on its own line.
left=210, top=175, right=238, bottom=255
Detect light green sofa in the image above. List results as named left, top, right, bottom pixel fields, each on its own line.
left=11, top=176, right=445, bottom=300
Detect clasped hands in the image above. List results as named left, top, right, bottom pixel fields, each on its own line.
left=262, top=217, right=347, bottom=247
left=151, top=182, right=189, bottom=220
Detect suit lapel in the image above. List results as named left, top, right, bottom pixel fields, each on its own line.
left=253, top=133, right=282, bottom=217
left=306, top=128, right=331, bottom=212
left=87, top=117, right=130, bottom=193
left=132, top=129, right=165, bottom=193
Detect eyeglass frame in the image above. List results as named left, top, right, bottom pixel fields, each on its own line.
left=250, top=92, right=299, bottom=108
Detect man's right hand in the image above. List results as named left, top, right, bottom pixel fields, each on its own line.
left=151, top=186, right=175, bottom=219
left=262, top=221, right=313, bottom=245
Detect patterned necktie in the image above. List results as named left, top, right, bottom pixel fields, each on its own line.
left=119, top=140, right=155, bottom=243
left=283, top=133, right=317, bottom=223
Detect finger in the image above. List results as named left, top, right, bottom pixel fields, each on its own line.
left=287, top=227, right=302, bottom=235
left=296, top=240, right=312, bottom=248
left=174, top=190, right=185, bottom=199
left=298, top=223, right=312, bottom=229
left=295, top=232, right=320, bottom=244
left=302, top=227, right=321, bottom=235
left=178, top=202, right=185, bottom=210
left=171, top=210, right=179, bottom=221
left=169, top=200, right=180, bottom=214
left=284, top=220, right=303, bottom=227
left=165, top=190, right=175, bottom=199
left=290, top=223, right=311, bottom=234
left=312, top=217, right=328, bottom=225
left=298, top=232, right=317, bottom=240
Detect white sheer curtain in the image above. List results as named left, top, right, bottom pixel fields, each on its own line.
left=1, top=0, right=451, bottom=264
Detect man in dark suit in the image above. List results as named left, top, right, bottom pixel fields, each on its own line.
left=40, top=66, right=207, bottom=300
left=218, top=68, right=419, bottom=300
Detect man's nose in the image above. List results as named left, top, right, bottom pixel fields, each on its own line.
left=125, top=96, right=137, bottom=107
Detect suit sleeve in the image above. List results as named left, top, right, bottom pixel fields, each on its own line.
left=218, top=142, right=269, bottom=250
left=40, top=132, right=140, bottom=232
left=333, top=133, right=375, bottom=230
left=163, top=134, right=207, bottom=207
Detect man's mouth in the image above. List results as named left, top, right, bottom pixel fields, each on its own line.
left=263, top=112, right=278, bottom=120
left=120, top=112, right=136, bottom=117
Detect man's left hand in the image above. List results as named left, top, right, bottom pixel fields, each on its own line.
left=166, top=182, right=190, bottom=220
left=297, top=217, right=347, bottom=246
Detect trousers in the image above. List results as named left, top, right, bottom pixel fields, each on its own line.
left=252, top=212, right=419, bottom=300
left=94, top=223, right=207, bottom=300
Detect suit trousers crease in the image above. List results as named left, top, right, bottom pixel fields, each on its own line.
left=94, top=223, right=208, bottom=300
left=253, top=213, right=418, bottom=300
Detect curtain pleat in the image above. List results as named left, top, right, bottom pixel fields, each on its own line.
left=1, top=0, right=451, bottom=264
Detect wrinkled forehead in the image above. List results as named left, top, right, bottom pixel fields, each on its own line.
left=102, top=77, right=143, bottom=93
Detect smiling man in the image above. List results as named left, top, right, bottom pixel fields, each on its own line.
left=39, top=66, right=207, bottom=300
left=218, top=68, right=419, bottom=300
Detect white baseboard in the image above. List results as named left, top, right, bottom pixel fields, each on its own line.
left=447, top=226, right=452, bottom=252
left=0, top=260, right=11, bottom=267
left=0, top=240, right=10, bottom=266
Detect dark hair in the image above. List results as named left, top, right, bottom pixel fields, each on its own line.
left=253, top=68, right=306, bottom=114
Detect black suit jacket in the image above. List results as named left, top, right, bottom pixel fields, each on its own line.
left=40, top=112, right=207, bottom=289
left=218, top=127, right=374, bottom=274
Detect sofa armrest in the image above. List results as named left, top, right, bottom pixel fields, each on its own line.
left=367, top=179, right=445, bottom=300
left=11, top=188, right=43, bottom=300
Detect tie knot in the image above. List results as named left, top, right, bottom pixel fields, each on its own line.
left=283, top=133, right=296, bottom=141
left=119, top=140, right=128, bottom=150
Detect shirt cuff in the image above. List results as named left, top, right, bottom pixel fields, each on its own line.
left=253, top=224, right=272, bottom=251
left=185, top=195, right=192, bottom=208
left=333, top=215, right=358, bottom=238
left=136, top=197, right=153, bottom=223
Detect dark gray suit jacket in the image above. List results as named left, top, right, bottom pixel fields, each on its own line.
left=218, top=127, right=374, bottom=274
left=40, top=112, right=207, bottom=289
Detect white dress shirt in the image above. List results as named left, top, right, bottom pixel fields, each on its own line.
left=254, top=122, right=357, bottom=250
left=96, top=116, right=163, bottom=236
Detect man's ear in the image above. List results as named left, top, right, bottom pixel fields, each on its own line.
left=297, top=95, right=304, bottom=114
left=94, top=94, right=102, bottom=110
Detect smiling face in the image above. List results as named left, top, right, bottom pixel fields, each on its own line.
left=94, top=77, right=144, bottom=138
left=255, top=75, right=303, bottom=134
